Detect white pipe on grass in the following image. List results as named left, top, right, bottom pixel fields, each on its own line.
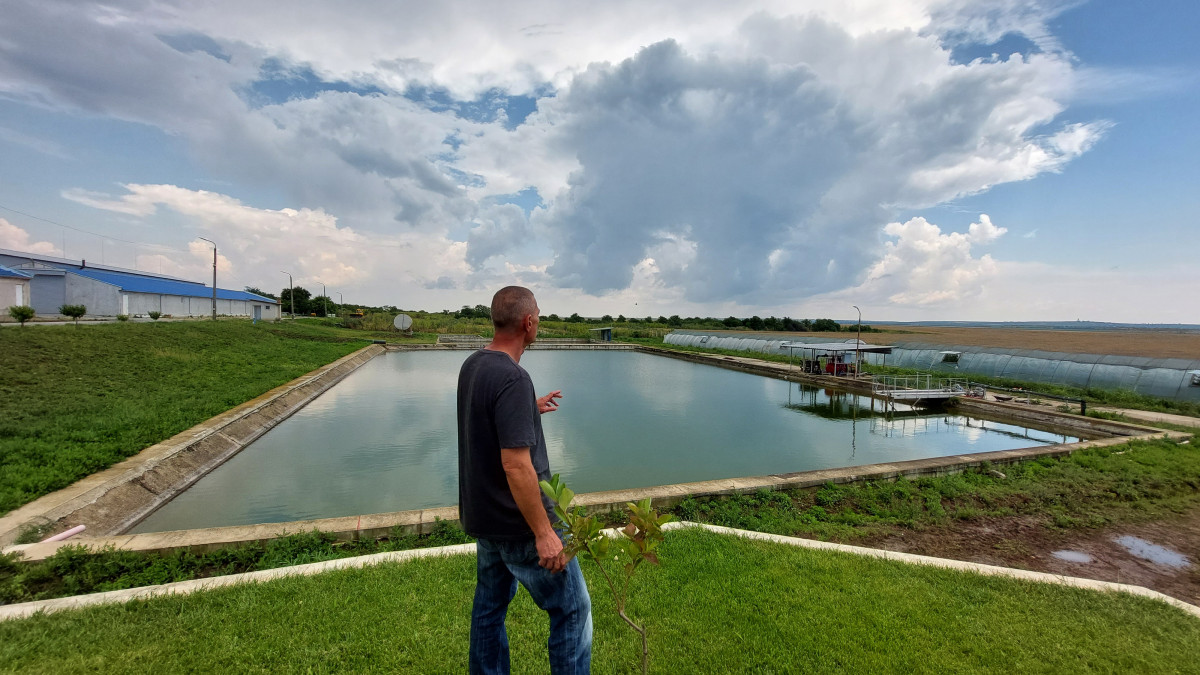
left=40, top=525, right=86, bottom=543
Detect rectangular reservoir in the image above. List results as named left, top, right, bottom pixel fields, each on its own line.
left=132, top=350, right=1079, bottom=532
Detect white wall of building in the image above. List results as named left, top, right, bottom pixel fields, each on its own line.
left=1, top=278, right=30, bottom=313
left=64, top=275, right=121, bottom=315
left=125, top=292, right=278, bottom=318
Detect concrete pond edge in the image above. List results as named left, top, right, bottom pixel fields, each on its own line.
left=1, top=522, right=1196, bottom=623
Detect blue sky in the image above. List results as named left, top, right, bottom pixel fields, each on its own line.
left=0, top=0, right=1196, bottom=322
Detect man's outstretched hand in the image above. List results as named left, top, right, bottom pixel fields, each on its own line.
left=537, top=390, right=562, bottom=414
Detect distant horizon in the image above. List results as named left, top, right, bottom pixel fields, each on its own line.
left=12, top=245, right=1198, bottom=329
left=669, top=321, right=1200, bottom=331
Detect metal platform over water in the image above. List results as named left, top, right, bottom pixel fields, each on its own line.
left=871, top=375, right=981, bottom=405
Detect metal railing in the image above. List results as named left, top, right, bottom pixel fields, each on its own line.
left=871, top=375, right=978, bottom=398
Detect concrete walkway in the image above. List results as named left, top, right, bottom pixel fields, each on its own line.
left=1092, top=407, right=1200, bottom=429
left=3, top=522, right=1197, bottom=622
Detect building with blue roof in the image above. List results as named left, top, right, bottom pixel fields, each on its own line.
left=0, top=249, right=279, bottom=319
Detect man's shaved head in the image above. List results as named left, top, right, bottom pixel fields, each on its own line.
left=491, top=286, right=538, bottom=333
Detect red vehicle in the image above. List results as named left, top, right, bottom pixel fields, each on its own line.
left=825, top=362, right=849, bottom=376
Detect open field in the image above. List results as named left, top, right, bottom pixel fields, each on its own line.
left=694, top=326, right=1200, bottom=359
left=886, top=325, right=1200, bottom=359
left=2, top=528, right=1197, bottom=674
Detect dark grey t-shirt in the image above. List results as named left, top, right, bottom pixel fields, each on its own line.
left=457, top=349, right=555, bottom=540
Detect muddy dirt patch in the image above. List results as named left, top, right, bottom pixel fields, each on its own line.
left=860, top=508, right=1200, bottom=606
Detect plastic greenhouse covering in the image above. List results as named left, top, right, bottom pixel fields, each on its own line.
left=664, top=331, right=1200, bottom=402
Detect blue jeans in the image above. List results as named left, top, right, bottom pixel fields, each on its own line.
left=470, top=536, right=592, bottom=674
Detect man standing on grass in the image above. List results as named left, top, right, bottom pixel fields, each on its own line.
left=457, top=285, right=592, bottom=674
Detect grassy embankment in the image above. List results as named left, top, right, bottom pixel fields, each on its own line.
left=1, top=528, right=1197, bottom=673
left=0, top=319, right=405, bottom=517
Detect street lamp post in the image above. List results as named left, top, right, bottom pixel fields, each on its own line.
left=322, top=283, right=327, bottom=317
left=198, top=237, right=217, bottom=321
left=852, top=305, right=862, bottom=377
left=281, top=271, right=293, bottom=319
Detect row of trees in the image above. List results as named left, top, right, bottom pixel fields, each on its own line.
left=245, top=287, right=351, bottom=317
left=243, top=286, right=868, bottom=333
left=424, top=304, right=865, bottom=331
left=534, top=314, right=871, bottom=332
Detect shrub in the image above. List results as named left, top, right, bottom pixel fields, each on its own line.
left=147, top=311, right=161, bottom=321
left=116, top=314, right=129, bottom=322
left=59, top=304, right=86, bottom=325
left=815, top=482, right=844, bottom=507
left=676, top=495, right=701, bottom=521
left=362, top=312, right=397, bottom=332
left=8, top=305, right=35, bottom=326
left=542, top=474, right=672, bottom=675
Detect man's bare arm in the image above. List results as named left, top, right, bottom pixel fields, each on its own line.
left=501, top=447, right=565, bottom=573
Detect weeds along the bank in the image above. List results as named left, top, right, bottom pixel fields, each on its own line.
left=0, top=521, right=472, bottom=606
left=669, top=436, right=1200, bottom=541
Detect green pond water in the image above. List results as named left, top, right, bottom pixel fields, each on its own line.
left=133, top=350, right=1078, bottom=532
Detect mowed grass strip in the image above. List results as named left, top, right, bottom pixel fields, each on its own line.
left=0, top=321, right=365, bottom=515
left=1, top=528, right=1197, bottom=674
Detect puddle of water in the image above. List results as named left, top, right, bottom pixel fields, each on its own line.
left=1051, top=550, right=1093, bottom=564
left=1113, top=536, right=1192, bottom=569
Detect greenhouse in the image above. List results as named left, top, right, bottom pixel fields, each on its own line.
left=664, top=330, right=1200, bottom=402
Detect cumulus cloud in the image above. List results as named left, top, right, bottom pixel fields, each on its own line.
left=0, top=219, right=61, bottom=256
left=149, top=0, right=936, bottom=99
left=69, top=184, right=471, bottom=295
left=62, top=188, right=158, bottom=216
left=852, top=214, right=1007, bottom=306
left=530, top=18, right=1098, bottom=302
left=465, top=203, right=530, bottom=268
left=0, top=0, right=1137, bottom=315
left=926, top=0, right=1081, bottom=53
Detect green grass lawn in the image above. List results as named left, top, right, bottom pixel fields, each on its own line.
left=1, top=528, right=1196, bottom=674
left=0, top=320, right=373, bottom=515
